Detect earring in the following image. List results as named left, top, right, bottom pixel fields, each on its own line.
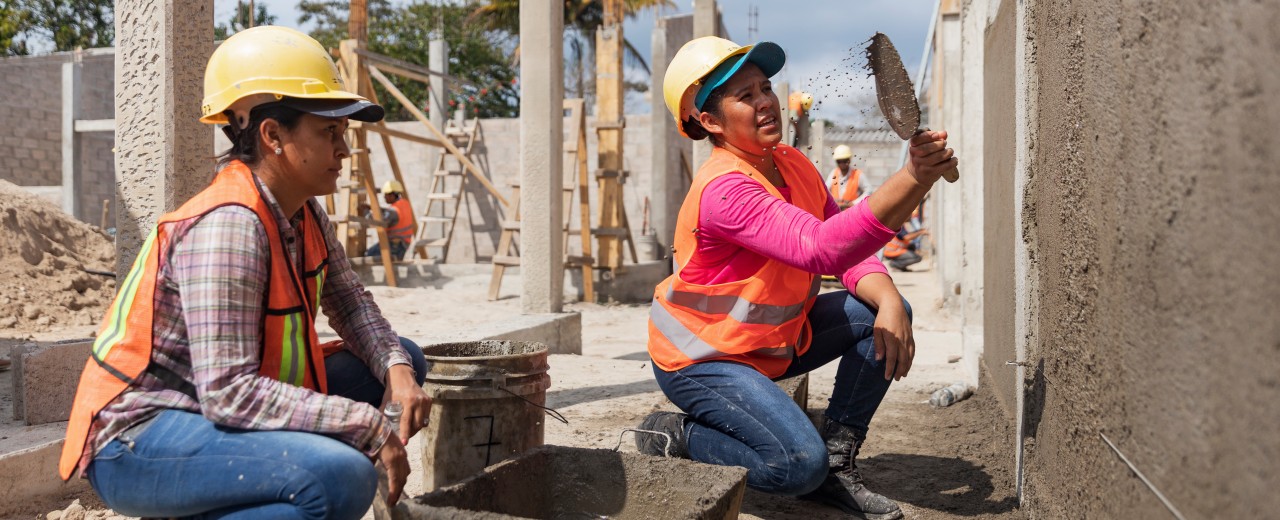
left=274, top=147, right=282, bottom=155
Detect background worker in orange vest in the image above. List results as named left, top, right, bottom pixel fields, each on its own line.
left=827, top=144, right=864, bottom=210
left=59, top=26, right=431, bottom=518
left=360, top=179, right=417, bottom=260
left=638, top=36, right=957, bottom=520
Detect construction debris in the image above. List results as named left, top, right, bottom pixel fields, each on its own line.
left=0, top=181, right=115, bottom=333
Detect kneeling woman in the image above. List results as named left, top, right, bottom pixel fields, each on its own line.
left=59, top=26, right=431, bottom=519
left=638, top=37, right=957, bottom=520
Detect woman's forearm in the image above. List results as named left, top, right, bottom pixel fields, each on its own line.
left=853, top=272, right=903, bottom=311
left=867, top=166, right=931, bottom=231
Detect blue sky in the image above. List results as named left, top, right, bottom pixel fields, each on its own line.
left=220, top=0, right=937, bottom=124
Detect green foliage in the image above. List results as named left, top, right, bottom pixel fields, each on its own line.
left=299, top=0, right=519, bottom=120
left=13, top=0, right=113, bottom=52
left=214, top=3, right=279, bottom=41
left=2, top=0, right=31, bottom=56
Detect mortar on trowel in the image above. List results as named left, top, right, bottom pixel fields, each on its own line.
left=867, top=32, right=960, bottom=183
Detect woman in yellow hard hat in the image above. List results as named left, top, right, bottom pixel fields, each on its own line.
left=637, top=36, right=957, bottom=519
left=60, top=26, right=430, bottom=518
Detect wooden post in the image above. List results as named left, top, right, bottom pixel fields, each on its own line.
left=595, top=0, right=626, bottom=271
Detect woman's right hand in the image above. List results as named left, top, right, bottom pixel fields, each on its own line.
left=906, top=130, right=957, bottom=185
left=378, top=433, right=410, bottom=505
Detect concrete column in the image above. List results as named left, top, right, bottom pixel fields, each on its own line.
left=113, top=0, right=214, bottom=275
left=959, top=0, right=988, bottom=387
left=691, top=0, right=718, bottom=169
left=1012, top=0, right=1039, bottom=501
left=808, top=119, right=825, bottom=173
left=427, top=38, right=448, bottom=182
left=649, top=14, right=693, bottom=258
left=519, top=0, right=564, bottom=314
left=932, top=9, right=965, bottom=306
left=61, top=55, right=82, bottom=220
left=776, top=81, right=792, bottom=146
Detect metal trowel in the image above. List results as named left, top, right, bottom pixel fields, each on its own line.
left=866, top=32, right=959, bottom=183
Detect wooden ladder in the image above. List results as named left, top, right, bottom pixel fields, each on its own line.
left=488, top=99, right=595, bottom=302
left=412, top=117, right=481, bottom=263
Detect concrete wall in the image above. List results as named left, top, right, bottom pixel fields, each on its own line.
left=1012, top=0, right=1280, bottom=517
left=817, top=129, right=902, bottom=191
left=0, top=50, right=117, bottom=225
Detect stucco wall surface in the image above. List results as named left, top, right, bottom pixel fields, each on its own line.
left=1021, top=1, right=1280, bottom=517
left=982, top=0, right=1017, bottom=414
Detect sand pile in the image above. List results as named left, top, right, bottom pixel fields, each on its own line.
left=0, top=180, right=116, bottom=333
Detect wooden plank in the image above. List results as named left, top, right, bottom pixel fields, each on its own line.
left=355, top=47, right=475, bottom=87
left=354, top=121, right=444, bottom=148
left=594, top=2, right=627, bottom=272
left=73, top=119, right=114, bottom=133
left=368, top=66, right=509, bottom=208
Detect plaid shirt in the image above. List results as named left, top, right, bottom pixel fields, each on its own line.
left=80, top=177, right=410, bottom=476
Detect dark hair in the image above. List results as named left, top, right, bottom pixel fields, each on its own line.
left=681, top=84, right=729, bottom=145
left=216, top=102, right=306, bottom=169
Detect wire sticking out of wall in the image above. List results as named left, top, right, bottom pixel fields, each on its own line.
left=1099, top=432, right=1189, bottom=520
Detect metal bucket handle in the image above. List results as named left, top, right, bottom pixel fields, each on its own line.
left=614, top=428, right=673, bottom=457
left=497, top=386, right=569, bottom=425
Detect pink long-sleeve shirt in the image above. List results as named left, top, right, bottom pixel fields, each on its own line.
left=680, top=173, right=895, bottom=291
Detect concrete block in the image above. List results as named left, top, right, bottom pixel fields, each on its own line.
left=13, top=339, right=92, bottom=425
left=0, top=439, right=93, bottom=517
left=582, top=259, right=670, bottom=304
left=774, top=373, right=809, bottom=412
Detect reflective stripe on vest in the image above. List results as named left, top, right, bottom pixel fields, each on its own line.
left=387, top=198, right=415, bottom=242
left=60, top=161, right=329, bottom=480
left=647, top=145, right=829, bottom=378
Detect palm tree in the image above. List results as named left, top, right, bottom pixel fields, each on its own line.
left=469, top=0, right=674, bottom=102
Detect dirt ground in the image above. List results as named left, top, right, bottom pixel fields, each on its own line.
left=20, top=260, right=1023, bottom=520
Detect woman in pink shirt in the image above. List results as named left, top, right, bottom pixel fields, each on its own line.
left=638, top=37, right=957, bottom=520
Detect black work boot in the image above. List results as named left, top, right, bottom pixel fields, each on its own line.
left=634, top=411, right=691, bottom=459
left=799, top=419, right=903, bottom=520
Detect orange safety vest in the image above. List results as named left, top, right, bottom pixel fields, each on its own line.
left=827, top=167, right=862, bottom=203
left=648, top=145, right=827, bottom=378
left=883, top=235, right=909, bottom=258
left=387, top=197, right=416, bottom=243
left=59, top=161, right=330, bottom=480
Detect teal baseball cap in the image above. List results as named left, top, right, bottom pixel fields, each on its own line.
left=693, top=41, right=786, bottom=111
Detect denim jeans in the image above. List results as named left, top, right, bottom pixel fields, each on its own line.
left=651, top=290, right=910, bottom=495
left=88, top=337, right=428, bottom=519
left=365, top=240, right=409, bottom=261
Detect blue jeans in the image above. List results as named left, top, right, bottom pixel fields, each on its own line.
left=88, top=337, right=428, bottom=519
left=366, top=240, right=409, bottom=261
left=651, top=291, right=910, bottom=495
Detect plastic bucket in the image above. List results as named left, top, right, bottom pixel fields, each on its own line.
left=418, top=340, right=551, bottom=491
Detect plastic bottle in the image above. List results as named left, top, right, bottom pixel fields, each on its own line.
left=929, top=382, right=972, bottom=407
left=383, top=401, right=403, bottom=434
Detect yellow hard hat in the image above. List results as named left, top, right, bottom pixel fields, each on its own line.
left=832, top=145, right=853, bottom=161
left=381, top=180, right=404, bottom=194
left=202, top=25, right=383, bottom=128
left=662, top=36, right=786, bottom=139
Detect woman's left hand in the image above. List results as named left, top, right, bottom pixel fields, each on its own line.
left=382, top=364, right=432, bottom=441
left=873, top=299, right=916, bottom=381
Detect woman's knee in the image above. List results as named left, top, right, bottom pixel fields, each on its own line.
left=302, top=441, right=377, bottom=520
left=399, top=336, right=428, bottom=386
left=755, top=439, right=829, bottom=495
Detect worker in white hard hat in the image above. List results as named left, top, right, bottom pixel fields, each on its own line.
left=635, top=35, right=957, bottom=520
left=60, top=26, right=431, bottom=518
left=827, top=144, right=865, bottom=210
left=360, top=179, right=418, bottom=260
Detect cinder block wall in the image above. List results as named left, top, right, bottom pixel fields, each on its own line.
left=0, top=50, right=116, bottom=225
left=821, top=129, right=902, bottom=191
left=1014, top=0, right=1280, bottom=517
